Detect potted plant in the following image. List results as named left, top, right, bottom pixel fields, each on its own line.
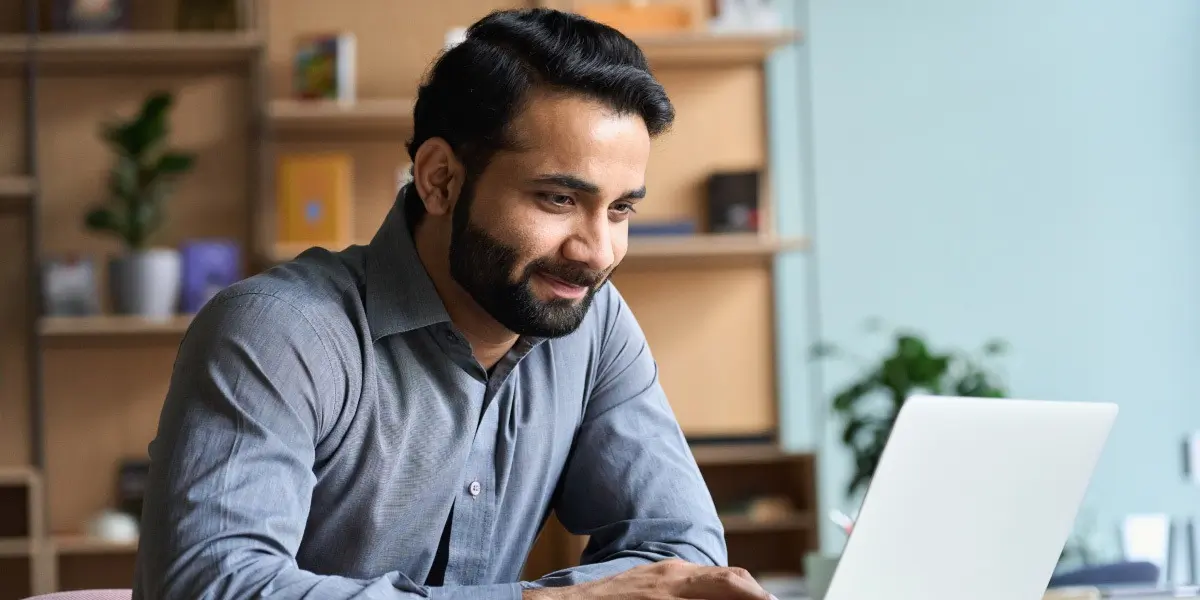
left=811, top=321, right=1010, bottom=500
left=85, top=91, right=196, bottom=318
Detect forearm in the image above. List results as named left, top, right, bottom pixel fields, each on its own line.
left=144, top=550, right=523, bottom=600
left=524, top=529, right=722, bottom=589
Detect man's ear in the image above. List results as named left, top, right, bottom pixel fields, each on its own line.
left=412, top=137, right=464, bottom=217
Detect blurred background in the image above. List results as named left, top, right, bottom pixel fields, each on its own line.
left=0, top=0, right=1197, bottom=598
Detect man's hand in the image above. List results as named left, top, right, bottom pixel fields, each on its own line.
left=523, top=559, right=777, bottom=600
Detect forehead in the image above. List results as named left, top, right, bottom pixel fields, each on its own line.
left=495, top=90, right=652, bottom=182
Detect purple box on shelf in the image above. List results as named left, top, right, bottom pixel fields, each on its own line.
left=180, top=239, right=243, bottom=314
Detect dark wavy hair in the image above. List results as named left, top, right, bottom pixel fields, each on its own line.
left=401, top=8, right=675, bottom=225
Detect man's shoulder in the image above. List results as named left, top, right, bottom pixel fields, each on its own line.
left=199, top=248, right=365, bottom=343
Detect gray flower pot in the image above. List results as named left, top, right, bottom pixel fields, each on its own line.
left=108, top=248, right=181, bottom=318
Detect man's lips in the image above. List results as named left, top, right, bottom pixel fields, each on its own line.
left=537, top=272, right=589, bottom=299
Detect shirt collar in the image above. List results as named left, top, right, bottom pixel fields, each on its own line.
left=365, top=197, right=452, bottom=340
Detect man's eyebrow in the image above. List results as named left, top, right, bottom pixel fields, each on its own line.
left=531, top=174, right=600, bottom=195
left=531, top=173, right=647, bottom=200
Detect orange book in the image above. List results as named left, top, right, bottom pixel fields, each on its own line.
left=276, top=152, right=353, bottom=248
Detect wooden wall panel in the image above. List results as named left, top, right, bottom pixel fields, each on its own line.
left=612, top=264, right=776, bottom=437
left=42, top=342, right=178, bottom=534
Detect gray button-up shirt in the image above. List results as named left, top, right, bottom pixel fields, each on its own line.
left=132, top=201, right=727, bottom=600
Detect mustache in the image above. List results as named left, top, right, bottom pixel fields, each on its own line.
left=527, top=258, right=610, bottom=288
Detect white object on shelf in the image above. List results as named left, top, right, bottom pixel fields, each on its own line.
left=86, top=509, right=139, bottom=543
left=709, top=0, right=782, bottom=33
left=445, top=27, right=468, bottom=49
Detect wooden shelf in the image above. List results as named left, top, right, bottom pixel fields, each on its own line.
left=268, top=234, right=805, bottom=266
left=691, top=443, right=792, bottom=466
left=721, top=513, right=815, bottom=534
left=51, top=535, right=137, bottom=555
left=268, top=98, right=415, bottom=136
left=39, top=315, right=194, bottom=337
left=0, top=467, right=38, bottom=488
left=0, top=176, right=35, bottom=216
left=625, top=233, right=807, bottom=260
left=0, top=31, right=262, bottom=70
left=633, top=29, right=801, bottom=66
left=0, top=537, right=34, bottom=558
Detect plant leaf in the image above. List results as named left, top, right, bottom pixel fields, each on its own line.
left=84, top=206, right=126, bottom=237
left=832, top=374, right=879, bottom=413
left=155, top=151, right=195, bottom=175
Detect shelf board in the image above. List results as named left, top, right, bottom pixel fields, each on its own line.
left=625, top=233, right=807, bottom=260
left=0, top=31, right=262, bottom=70
left=0, top=466, right=39, bottom=487
left=39, top=314, right=194, bottom=337
left=721, top=513, right=814, bottom=534
left=51, top=534, right=137, bottom=555
left=268, top=98, right=415, bottom=135
left=268, top=234, right=805, bottom=266
left=633, top=29, right=801, bottom=66
left=691, top=443, right=794, bottom=466
left=0, top=176, right=35, bottom=216
left=0, top=537, right=34, bottom=558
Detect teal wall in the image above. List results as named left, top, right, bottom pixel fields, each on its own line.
left=767, top=0, right=1200, bottom=558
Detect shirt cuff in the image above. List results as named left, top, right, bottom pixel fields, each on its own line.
left=427, top=582, right=524, bottom=600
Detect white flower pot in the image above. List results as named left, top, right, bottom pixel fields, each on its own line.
left=108, top=248, right=181, bottom=318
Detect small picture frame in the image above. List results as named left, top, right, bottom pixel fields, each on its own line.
left=42, top=255, right=101, bottom=317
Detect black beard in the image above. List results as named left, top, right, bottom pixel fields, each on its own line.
left=447, top=201, right=611, bottom=338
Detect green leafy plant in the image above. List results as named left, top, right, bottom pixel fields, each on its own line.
left=85, top=91, right=196, bottom=251
left=811, top=321, right=1010, bottom=499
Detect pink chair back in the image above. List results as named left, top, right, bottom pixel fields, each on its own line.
left=23, top=591, right=131, bottom=600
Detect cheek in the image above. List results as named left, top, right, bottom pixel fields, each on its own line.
left=610, top=227, right=629, bottom=266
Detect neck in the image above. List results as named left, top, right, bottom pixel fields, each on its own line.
left=412, top=216, right=518, bottom=370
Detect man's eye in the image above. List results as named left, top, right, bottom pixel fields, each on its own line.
left=539, top=193, right=574, bottom=206
left=611, top=202, right=637, bottom=215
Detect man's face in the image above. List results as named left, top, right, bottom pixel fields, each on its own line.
left=448, top=91, right=651, bottom=338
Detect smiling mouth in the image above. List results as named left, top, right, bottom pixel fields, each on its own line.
left=537, top=271, right=589, bottom=299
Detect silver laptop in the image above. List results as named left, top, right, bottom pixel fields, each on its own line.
left=824, top=395, right=1118, bottom=600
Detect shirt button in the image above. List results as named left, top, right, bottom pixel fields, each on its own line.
left=468, top=481, right=481, bottom=496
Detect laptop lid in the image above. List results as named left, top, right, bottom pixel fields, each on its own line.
left=824, top=395, right=1118, bottom=600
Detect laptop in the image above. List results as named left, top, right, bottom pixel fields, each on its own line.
left=823, top=395, right=1118, bottom=600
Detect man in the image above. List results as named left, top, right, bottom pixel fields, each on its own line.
left=133, top=7, right=775, bottom=600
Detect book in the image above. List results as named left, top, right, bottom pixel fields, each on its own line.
left=293, top=32, right=357, bottom=102
left=276, top=153, right=354, bottom=249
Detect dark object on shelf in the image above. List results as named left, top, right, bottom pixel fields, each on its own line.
left=51, top=0, right=131, bottom=32
left=706, top=170, right=760, bottom=233
left=176, top=0, right=241, bottom=31
left=629, top=220, right=698, bottom=236
left=116, top=459, right=151, bottom=519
